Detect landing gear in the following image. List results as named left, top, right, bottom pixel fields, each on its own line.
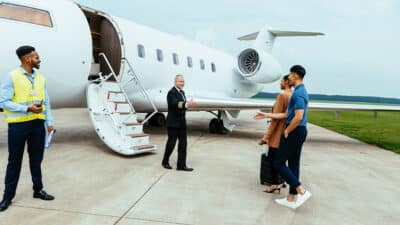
left=147, top=112, right=166, bottom=127
left=208, top=111, right=228, bottom=134
left=209, top=118, right=227, bottom=134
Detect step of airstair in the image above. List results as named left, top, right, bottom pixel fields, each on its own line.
left=132, top=144, right=156, bottom=151
left=86, top=80, right=157, bottom=156
left=107, top=91, right=125, bottom=102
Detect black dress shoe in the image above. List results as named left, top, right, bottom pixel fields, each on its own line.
left=177, top=167, right=194, bottom=172
left=162, top=163, right=172, bottom=169
left=33, top=190, right=55, bottom=201
left=0, top=199, right=11, bottom=212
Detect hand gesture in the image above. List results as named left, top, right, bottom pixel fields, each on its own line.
left=188, top=98, right=196, bottom=108
left=253, top=111, right=267, bottom=120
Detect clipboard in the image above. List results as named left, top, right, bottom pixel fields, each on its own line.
left=45, top=130, right=56, bottom=149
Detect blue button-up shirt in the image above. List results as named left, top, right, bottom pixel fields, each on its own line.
left=0, top=67, right=53, bottom=126
left=287, top=83, right=309, bottom=127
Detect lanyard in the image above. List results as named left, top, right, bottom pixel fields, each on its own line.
left=24, top=73, right=37, bottom=96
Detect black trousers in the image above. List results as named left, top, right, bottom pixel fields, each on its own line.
left=162, top=127, right=187, bottom=168
left=266, top=147, right=281, bottom=184
left=3, top=119, right=45, bottom=200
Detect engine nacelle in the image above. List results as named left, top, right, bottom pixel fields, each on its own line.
left=236, top=48, right=282, bottom=83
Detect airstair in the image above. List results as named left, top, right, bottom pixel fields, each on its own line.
left=86, top=53, right=158, bottom=156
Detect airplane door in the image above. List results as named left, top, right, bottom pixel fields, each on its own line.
left=80, top=6, right=124, bottom=80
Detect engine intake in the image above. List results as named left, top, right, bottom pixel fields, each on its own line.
left=238, top=49, right=261, bottom=75
left=236, top=48, right=282, bottom=83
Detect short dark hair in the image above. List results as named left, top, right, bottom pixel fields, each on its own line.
left=283, top=74, right=290, bottom=81
left=290, top=65, right=306, bottom=79
left=16, top=45, right=35, bottom=59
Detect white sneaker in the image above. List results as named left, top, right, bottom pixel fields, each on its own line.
left=274, top=197, right=297, bottom=209
left=294, top=190, right=312, bottom=208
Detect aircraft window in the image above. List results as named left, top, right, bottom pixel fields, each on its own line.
left=156, top=49, right=163, bottom=62
left=0, top=3, right=53, bottom=27
left=200, top=59, right=205, bottom=70
left=187, top=56, right=193, bottom=68
left=211, top=62, right=216, bottom=72
left=172, top=53, right=179, bottom=65
left=137, top=44, right=145, bottom=58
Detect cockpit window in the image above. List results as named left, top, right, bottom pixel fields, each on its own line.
left=0, top=3, right=53, bottom=27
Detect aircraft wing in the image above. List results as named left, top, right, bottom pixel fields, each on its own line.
left=307, top=102, right=400, bottom=111
left=187, top=96, right=400, bottom=112
left=187, top=96, right=275, bottom=111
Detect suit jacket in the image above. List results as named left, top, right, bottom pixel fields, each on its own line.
left=166, top=87, right=187, bottom=128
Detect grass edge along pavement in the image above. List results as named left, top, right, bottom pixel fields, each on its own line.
left=308, top=111, right=400, bottom=154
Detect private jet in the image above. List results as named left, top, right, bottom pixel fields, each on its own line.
left=1, top=0, right=399, bottom=155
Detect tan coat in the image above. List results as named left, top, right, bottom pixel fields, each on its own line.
left=263, top=89, right=292, bottom=148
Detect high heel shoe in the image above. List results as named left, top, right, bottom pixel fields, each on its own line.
left=263, top=185, right=281, bottom=193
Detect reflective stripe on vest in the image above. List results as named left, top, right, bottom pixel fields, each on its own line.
left=3, top=68, right=46, bottom=123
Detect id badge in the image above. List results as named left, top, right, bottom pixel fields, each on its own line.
left=30, top=90, right=37, bottom=95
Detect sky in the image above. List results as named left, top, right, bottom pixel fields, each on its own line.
left=74, top=0, right=400, bottom=98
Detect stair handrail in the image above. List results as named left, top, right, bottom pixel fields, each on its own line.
left=121, top=57, right=158, bottom=124
left=98, top=53, right=136, bottom=119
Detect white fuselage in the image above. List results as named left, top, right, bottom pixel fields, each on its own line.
left=0, top=0, right=280, bottom=111
left=1, top=0, right=92, bottom=108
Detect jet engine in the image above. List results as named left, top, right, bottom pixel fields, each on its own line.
left=236, top=48, right=282, bottom=83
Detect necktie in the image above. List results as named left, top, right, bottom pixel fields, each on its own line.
left=179, top=90, right=186, bottom=101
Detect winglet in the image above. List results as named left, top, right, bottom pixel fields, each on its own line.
left=237, top=32, right=259, bottom=41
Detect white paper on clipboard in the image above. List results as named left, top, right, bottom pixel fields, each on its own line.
left=45, top=130, right=56, bottom=148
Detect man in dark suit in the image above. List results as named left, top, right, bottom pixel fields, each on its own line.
left=162, top=74, right=196, bottom=171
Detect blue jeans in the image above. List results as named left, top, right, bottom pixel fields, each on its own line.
left=273, top=126, right=307, bottom=195
left=3, top=119, right=45, bottom=200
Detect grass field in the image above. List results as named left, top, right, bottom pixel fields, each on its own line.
left=308, top=111, right=400, bottom=154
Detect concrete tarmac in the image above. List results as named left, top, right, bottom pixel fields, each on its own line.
left=0, top=109, right=399, bottom=225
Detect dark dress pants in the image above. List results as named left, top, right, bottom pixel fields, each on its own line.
left=3, top=119, right=45, bottom=200
left=267, top=147, right=281, bottom=184
left=162, top=127, right=187, bottom=168
left=273, top=126, right=307, bottom=195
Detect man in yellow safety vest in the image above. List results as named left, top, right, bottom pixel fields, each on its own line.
left=0, top=46, right=56, bottom=212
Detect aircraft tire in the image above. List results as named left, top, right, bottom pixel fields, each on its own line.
left=209, top=118, right=226, bottom=134
left=147, top=112, right=166, bottom=127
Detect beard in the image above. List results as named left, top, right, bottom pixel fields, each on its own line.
left=32, top=62, right=40, bottom=69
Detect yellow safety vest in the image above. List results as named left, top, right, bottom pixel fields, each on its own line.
left=3, top=68, right=46, bottom=123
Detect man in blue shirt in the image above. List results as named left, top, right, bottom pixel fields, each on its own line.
left=258, top=65, right=312, bottom=209
left=0, top=46, right=55, bottom=212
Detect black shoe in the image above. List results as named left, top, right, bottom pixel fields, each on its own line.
left=162, top=163, right=172, bottom=169
left=0, top=199, right=11, bottom=212
left=33, top=190, right=55, bottom=201
left=177, top=166, right=194, bottom=172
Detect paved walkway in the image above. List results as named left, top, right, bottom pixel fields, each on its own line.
left=0, top=109, right=398, bottom=225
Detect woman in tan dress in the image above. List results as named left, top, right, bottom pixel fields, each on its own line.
left=254, top=75, right=292, bottom=193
